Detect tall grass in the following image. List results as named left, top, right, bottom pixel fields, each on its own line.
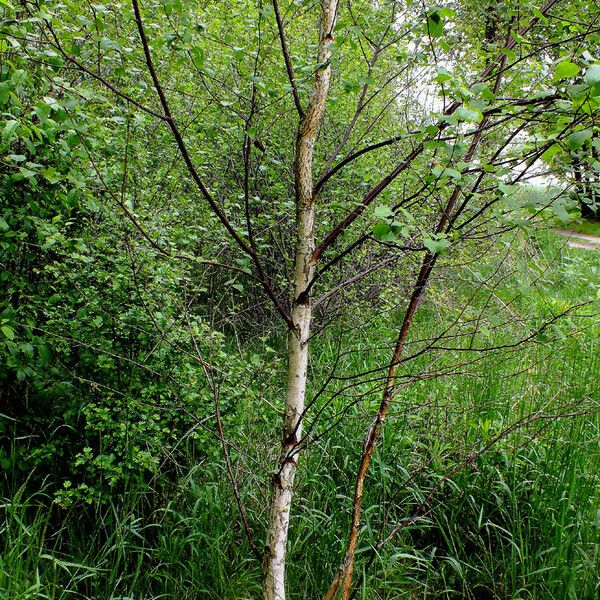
left=1, top=231, right=598, bottom=599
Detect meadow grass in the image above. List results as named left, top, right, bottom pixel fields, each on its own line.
left=1, top=229, right=598, bottom=599
left=568, top=219, right=600, bottom=238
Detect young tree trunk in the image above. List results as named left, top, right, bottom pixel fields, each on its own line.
left=263, top=2, right=338, bottom=599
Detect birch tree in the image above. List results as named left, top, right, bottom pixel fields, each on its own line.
left=263, top=1, right=339, bottom=597
left=10, top=0, right=600, bottom=597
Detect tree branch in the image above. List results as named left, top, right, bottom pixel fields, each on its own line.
left=130, top=0, right=294, bottom=329
left=272, top=0, right=304, bottom=117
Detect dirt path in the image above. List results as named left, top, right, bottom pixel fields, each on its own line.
left=554, top=229, right=600, bottom=251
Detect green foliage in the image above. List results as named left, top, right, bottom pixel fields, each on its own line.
left=0, top=31, right=275, bottom=507
left=1, top=0, right=599, bottom=597
left=554, top=60, right=580, bottom=81
left=2, top=221, right=597, bottom=599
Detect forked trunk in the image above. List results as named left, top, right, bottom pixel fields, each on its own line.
left=263, top=1, right=338, bottom=598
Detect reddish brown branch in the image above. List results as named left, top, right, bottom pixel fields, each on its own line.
left=312, top=0, right=562, bottom=264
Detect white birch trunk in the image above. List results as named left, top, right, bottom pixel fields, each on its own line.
left=263, top=2, right=338, bottom=598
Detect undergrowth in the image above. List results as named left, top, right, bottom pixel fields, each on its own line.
left=1, top=230, right=598, bottom=599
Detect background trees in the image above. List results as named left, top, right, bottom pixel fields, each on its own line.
left=1, top=0, right=599, bottom=598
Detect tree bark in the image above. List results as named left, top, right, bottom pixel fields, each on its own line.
left=263, top=2, right=338, bottom=599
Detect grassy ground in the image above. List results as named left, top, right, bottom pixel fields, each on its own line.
left=1, top=229, right=599, bottom=599
left=567, top=218, right=600, bottom=238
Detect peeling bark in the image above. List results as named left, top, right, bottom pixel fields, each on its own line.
left=263, top=1, right=338, bottom=599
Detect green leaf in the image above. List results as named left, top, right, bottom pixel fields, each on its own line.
left=554, top=61, right=580, bottom=81
left=0, top=83, right=10, bottom=106
left=373, top=206, right=394, bottom=219
left=3, top=120, right=18, bottom=141
left=343, top=80, right=361, bottom=94
left=456, top=107, right=483, bottom=123
left=471, top=83, right=495, bottom=100
left=191, top=46, right=205, bottom=68
left=21, top=343, right=34, bottom=359
left=373, top=222, right=392, bottom=240
left=541, top=143, right=561, bottom=162
left=99, top=37, right=122, bottom=51
left=1, top=325, right=15, bottom=341
left=426, top=11, right=444, bottom=38
left=552, top=200, right=572, bottom=224
left=423, top=236, right=451, bottom=254
left=41, top=167, right=62, bottom=184
left=390, top=222, right=410, bottom=237
left=565, top=129, right=592, bottom=151
left=584, top=64, right=600, bottom=85
left=434, top=66, right=452, bottom=83
left=18, top=167, right=37, bottom=179
left=432, top=166, right=462, bottom=181
left=38, top=344, right=52, bottom=364
left=498, top=183, right=516, bottom=196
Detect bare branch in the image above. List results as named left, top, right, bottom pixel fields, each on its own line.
left=272, top=0, right=304, bottom=117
